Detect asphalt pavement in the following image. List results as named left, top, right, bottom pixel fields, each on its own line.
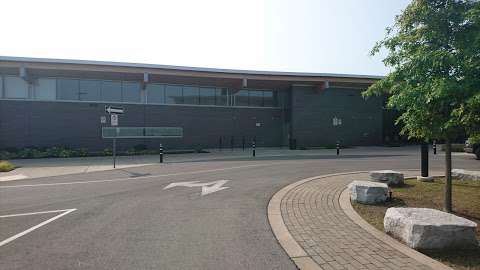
left=0, top=147, right=478, bottom=270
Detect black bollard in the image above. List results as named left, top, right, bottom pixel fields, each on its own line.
left=336, top=142, right=340, bottom=156
left=242, top=136, right=245, bottom=151
left=159, top=143, right=164, bottom=163
left=421, top=143, right=429, bottom=177
left=252, top=140, right=256, bottom=157
left=219, top=136, right=222, bottom=151
left=433, top=140, right=437, bottom=155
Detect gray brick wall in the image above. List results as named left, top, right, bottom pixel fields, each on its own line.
left=0, top=100, right=284, bottom=151
left=290, top=85, right=383, bottom=147
left=0, top=87, right=384, bottom=152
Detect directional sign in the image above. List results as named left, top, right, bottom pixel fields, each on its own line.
left=105, top=106, right=124, bottom=114
left=163, top=180, right=230, bottom=196
left=102, top=127, right=183, bottom=139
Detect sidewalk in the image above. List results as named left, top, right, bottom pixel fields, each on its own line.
left=269, top=171, right=452, bottom=270
left=0, top=146, right=423, bottom=181
left=1, top=145, right=463, bottom=181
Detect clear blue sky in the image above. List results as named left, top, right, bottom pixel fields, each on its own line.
left=0, top=0, right=411, bottom=76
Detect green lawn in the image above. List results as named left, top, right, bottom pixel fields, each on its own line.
left=353, top=178, right=480, bottom=270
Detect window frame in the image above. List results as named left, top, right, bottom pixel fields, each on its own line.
left=0, top=74, right=281, bottom=108
left=33, top=77, right=57, bottom=101
left=4, top=75, right=30, bottom=99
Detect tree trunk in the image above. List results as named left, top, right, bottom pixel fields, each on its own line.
left=444, top=139, right=452, bottom=213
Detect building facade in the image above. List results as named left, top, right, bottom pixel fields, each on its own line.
left=0, top=57, right=384, bottom=152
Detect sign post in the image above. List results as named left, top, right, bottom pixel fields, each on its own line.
left=113, top=137, right=117, bottom=168
left=105, top=106, right=123, bottom=168
left=111, top=116, right=119, bottom=168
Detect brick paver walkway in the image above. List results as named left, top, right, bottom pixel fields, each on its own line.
left=280, top=172, right=433, bottom=270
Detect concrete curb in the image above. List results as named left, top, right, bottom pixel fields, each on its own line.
left=268, top=171, right=453, bottom=270
left=267, top=171, right=370, bottom=270
left=339, top=175, right=453, bottom=270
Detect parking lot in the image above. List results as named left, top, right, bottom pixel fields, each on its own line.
left=0, top=147, right=478, bottom=270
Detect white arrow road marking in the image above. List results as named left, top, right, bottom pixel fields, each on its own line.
left=163, top=180, right=230, bottom=196
left=0, top=208, right=77, bottom=247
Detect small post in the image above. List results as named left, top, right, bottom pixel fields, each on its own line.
left=219, top=136, right=222, bottom=151
left=231, top=136, right=234, bottom=151
left=252, top=140, right=256, bottom=157
left=242, top=136, right=246, bottom=151
left=159, top=143, right=164, bottom=163
left=336, top=141, right=340, bottom=156
left=113, top=138, right=117, bottom=168
left=421, top=143, right=429, bottom=177
left=433, top=140, right=437, bottom=155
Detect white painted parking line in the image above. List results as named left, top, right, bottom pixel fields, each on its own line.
left=0, top=174, right=28, bottom=182
left=0, top=163, right=277, bottom=189
left=164, top=180, right=230, bottom=196
left=0, top=208, right=76, bottom=247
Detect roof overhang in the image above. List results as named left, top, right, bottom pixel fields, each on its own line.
left=0, top=56, right=383, bottom=85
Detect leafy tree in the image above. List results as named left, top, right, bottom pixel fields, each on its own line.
left=364, top=0, right=480, bottom=212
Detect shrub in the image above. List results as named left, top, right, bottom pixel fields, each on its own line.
left=103, top=148, right=113, bottom=156
left=17, top=148, right=35, bottom=159
left=0, top=151, right=13, bottom=160
left=0, top=160, right=15, bottom=172
left=45, top=146, right=62, bottom=158
left=126, top=148, right=137, bottom=155
left=76, top=148, right=89, bottom=157
left=58, top=148, right=75, bottom=158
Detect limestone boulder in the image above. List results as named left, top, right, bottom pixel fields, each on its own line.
left=384, top=208, right=478, bottom=250
left=452, top=169, right=480, bottom=181
left=349, top=181, right=389, bottom=204
left=369, top=170, right=404, bottom=186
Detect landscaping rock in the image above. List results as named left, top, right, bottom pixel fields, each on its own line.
left=349, top=181, right=389, bottom=204
left=384, top=208, right=478, bottom=250
left=369, top=170, right=404, bottom=186
left=452, top=169, right=480, bottom=181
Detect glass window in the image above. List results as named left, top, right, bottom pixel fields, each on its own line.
left=101, top=80, right=122, bottom=102
left=34, top=78, right=56, bottom=100
left=4, top=76, right=29, bottom=99
left=183, top=86, right=199, bottom=105
left=216, top=88, right=229, bottom=106
left=79, top=80, right=101, bottom=101
left=146, top=84, right=165, bottom=104
left=249, top=90, right=263, bottom=107
left=122, top=81, right=141, bottom=103
left=263, top=90, right=277, bottom=107
left=234, top=89, right=249, bottom=106
left=199, top=87, right=216, bottom=105
left=165, top=85, right=183, bottom=104
left=57, top=78, right=79, bottom=100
